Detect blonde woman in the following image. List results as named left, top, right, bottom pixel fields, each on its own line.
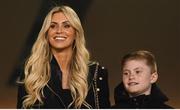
left=17, top=5, right=110, bottom=109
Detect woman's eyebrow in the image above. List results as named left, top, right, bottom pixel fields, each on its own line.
left=51, top=20, right=70, bottom=24
left=62, top=21, right=70, bottom=24
left=50, top=21, right=58, bottom=24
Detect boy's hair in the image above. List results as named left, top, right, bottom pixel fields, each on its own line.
left=121, top=50, right=157, bottom=73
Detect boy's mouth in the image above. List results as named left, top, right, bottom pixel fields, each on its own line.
left=128, top=82, right=139, bottom=86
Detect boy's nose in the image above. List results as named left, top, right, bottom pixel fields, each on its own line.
left=129, top=73, right=135, bottom=79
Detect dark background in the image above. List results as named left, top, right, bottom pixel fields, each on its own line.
left=0, top=0, right=179, bottom=108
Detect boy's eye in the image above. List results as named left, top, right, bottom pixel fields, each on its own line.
left=123, top=72, right=129, bottom=75
left=135, top=70, right=141, bottom=74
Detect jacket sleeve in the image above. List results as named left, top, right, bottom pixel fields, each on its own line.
left=96, top=66, right=111, bottom=108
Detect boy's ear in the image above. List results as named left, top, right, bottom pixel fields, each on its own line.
left=150, top=72, right=158, bottom=84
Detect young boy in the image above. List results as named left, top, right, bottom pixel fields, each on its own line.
left=113, top=50, right=173, bottom=108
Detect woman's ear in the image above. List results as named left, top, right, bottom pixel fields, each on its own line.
left=150, top=72, right=158, bottom=84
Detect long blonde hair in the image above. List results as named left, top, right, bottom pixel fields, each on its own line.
left=22, top=6, right=90, bottom=108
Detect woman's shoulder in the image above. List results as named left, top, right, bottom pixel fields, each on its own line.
left=88, top=61, right=107, bottom=71
left=88, top=61, right=108, bottom=80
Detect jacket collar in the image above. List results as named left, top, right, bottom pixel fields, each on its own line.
left=48, top=56, right=62, bottom=91
left=114, top=82, right=169, bottom=104
left=48, top=56, right=95, bottom=90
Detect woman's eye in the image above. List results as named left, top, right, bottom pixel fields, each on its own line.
left=50, top=24, right=56, bottom=28
left=64, top=24, right=71, bottom=28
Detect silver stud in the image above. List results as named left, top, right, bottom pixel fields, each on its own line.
left=96, top=88, right=100, bottom=92
left=102, top=67, right=105, bottom=69
left=99, top=77, right=103, bottom=80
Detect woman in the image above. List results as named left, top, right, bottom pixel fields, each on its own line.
left=17, top=5, right=110, bottom=109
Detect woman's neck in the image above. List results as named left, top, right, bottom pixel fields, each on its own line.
left=52, top=48, right=73, bottom=89
left=52, top=48, right=72, bottom=69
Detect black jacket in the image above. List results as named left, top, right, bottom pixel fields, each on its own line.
left=17, top=57, right=110, bottom=108
left=112, top=82, right=173, bottom=109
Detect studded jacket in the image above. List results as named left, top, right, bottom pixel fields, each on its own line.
left=17, top=57, right=110, bottom=108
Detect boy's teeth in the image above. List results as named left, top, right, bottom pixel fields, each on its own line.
left=129, top=82, right=138, bottom=86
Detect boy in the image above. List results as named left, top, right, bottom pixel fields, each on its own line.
left=113, top=50, right=173, bottom=108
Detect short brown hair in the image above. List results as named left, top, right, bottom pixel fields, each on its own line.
left=121, top=50, right=157, bottom=73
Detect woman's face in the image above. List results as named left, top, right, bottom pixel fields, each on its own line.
left=122, top=59, right=157, bottom=97
left=47, top=12, right=76, bottom=51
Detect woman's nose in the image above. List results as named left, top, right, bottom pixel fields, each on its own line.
left=56, top=26, right=63, bottom=33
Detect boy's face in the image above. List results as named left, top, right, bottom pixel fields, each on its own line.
left=122, top=59, right=158, bottom=97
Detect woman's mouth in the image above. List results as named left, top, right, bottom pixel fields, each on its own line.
left=54, top=36, right=67, bottom=40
